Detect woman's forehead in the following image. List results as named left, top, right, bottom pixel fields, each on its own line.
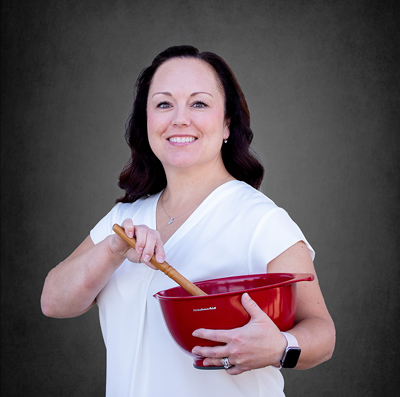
left=149, top=58, right=222, bottom=95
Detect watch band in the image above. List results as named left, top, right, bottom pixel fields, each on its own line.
left=279, top=332, right=301, bottom=369
left=281, top=332, right=299, bottom=349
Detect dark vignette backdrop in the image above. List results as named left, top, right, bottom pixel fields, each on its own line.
left=1, top=0, right=399, bottom=396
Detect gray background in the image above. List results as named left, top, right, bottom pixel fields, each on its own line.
left=1, top=0, right=399, bottom=395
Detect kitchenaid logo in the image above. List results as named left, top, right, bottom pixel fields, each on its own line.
left=193, top=306, right=216, bottom=312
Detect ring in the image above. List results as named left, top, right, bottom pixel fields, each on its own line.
left=221, top=357, right=233, bottom=369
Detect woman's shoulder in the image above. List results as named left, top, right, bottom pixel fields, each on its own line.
left=227, top=181, right=278, bottom=211
left=90, top=193, right=160, bottom=244
left=112, top=193, right=159, bottom=218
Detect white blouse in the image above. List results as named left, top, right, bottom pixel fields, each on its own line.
left=90, top=181, right=314, bottom=396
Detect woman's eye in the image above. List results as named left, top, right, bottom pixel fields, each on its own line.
left=192, top=101, right=207, bottom=108
left=157, top=102, right=172, bottom=109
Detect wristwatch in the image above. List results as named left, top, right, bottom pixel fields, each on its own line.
left=279, top=332, right=301, bottom=369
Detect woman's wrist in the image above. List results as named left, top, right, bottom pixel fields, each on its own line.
left=271, top=331, right=288, bottom=368
left=275, top=332, right=301, bottom=369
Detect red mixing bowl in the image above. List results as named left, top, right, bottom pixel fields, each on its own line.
left=154, top=272, right=314, bottom=369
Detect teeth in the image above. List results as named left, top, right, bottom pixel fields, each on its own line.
left=169, top=137, right=196, bottom=143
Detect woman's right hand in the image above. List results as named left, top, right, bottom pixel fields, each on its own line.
left=41, top=218, right=165, bottom=318
left=109, top=218, right=165, bottom=270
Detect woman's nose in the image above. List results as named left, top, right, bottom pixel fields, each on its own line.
left=172, top=106, right=190, bottom=127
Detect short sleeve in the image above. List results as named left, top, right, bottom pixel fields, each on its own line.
left=90, top=203, right=123, bottom=245
left=248, top=207, right=315, bottom=274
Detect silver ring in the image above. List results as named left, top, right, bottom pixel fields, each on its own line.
left=221, top=357, right=233, bottom=369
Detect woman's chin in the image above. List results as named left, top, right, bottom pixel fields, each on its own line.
left=160, top=151, right=224, bottom=174
left=162, top=154, right=202, bottom=170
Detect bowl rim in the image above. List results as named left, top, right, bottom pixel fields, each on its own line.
left=154, top=272, right=314, bottom=301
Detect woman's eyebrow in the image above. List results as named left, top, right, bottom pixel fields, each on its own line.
left=152, top=91, right=213, bottom=97
left=152, top=92, right=172, bottom=97
left=191, top=91, right=213, bottom=97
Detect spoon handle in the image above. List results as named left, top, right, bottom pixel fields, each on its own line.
left=112, top=224, right=207, bottom=296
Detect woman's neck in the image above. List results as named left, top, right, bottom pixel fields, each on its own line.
left=156, top=159, right=235, bottom=243
left=161, top=162, right=234, bottom=210
left=156, top=162, right=234, bottom=243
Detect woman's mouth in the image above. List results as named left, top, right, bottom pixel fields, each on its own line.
left=168, top=136, right=197, bottom=143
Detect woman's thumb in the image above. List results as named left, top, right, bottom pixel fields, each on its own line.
left=241, top=293, right=265, bottom=319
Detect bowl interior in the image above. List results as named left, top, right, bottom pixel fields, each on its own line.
left=156, top=273, right=305, bottom=299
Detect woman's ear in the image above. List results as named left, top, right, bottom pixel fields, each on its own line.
left=224, top=118, right=231, bottom=139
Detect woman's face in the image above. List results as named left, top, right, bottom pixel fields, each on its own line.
left=146, top=58, right=230, bottom=173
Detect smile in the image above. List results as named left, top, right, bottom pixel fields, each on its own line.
left=168, top=136, right=197, bottom=143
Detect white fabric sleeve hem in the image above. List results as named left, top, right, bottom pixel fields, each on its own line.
left=90, top=203, right=122, bottom=245
left=247, top=207, right=315, bottom=274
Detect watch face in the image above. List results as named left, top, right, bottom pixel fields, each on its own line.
left=282, top=348, right=301, bottom=368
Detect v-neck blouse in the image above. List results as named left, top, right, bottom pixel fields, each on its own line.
left=90, top=181, right=314, bottom=397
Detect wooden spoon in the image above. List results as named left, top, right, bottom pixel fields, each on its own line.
left=112, top=224, right=207, bottom=296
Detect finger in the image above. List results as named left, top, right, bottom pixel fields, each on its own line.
left=192, top=328, right=231, bottom=344
left=241, top=293, right=267, bottom=320
left=110, top=220, right=135, bottom=256
left=154, top=238, right=165, bottom=264
left=125, top=248, right=144, bottom=264
left=133, top=225, right=148, bottom=256
left=120, top=218, right=135, bottom=238
left=141, top=231, right=157, bottom=263
left=191, top=344, right=229, bottom=360
left=225, top=365, right=245, bottom=375
left=202, top=358, right=245, bottom=375
left=125, top=248, right=157, bottom=268
left=202, top=357, right=231, bottom=367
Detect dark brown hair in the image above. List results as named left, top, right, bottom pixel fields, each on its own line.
left=117, top=45, right=264, bottom=203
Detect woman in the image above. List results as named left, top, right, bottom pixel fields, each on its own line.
left=41, top=45, right=335, bottom=396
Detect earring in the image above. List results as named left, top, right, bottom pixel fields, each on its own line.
left=224, top=139, right=228, bottom=144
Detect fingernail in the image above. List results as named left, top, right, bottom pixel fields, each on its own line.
left=143, top=255, right=151, bottom=262
left=136, top=247, right=143, bottom=254
left=192, top=331, right=199, bottom=337
left=156, top=255, right=164, bottom=263
left=192, top=348, right=199, bottom=355
left=128, top=231, right=133, bottom=238
left=243, top=293, right=251, bottom=301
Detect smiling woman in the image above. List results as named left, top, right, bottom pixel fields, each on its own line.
left=117, top=46, right=264, bottom=204
left=41, top=45, right=335, bottom=397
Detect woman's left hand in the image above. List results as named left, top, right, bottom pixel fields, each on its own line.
left=191, top=293, right=287, bottom=375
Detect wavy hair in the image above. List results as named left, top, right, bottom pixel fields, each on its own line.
left=117, top=45, right=264, bottom=203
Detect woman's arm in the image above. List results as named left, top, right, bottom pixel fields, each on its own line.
left=267, top=241, right=336, bottom=369
left=191, top=241, right=335, bottom=374
left=41, top=235, right=123, bottom=318
left=41, top=219, right=165, bottom=318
